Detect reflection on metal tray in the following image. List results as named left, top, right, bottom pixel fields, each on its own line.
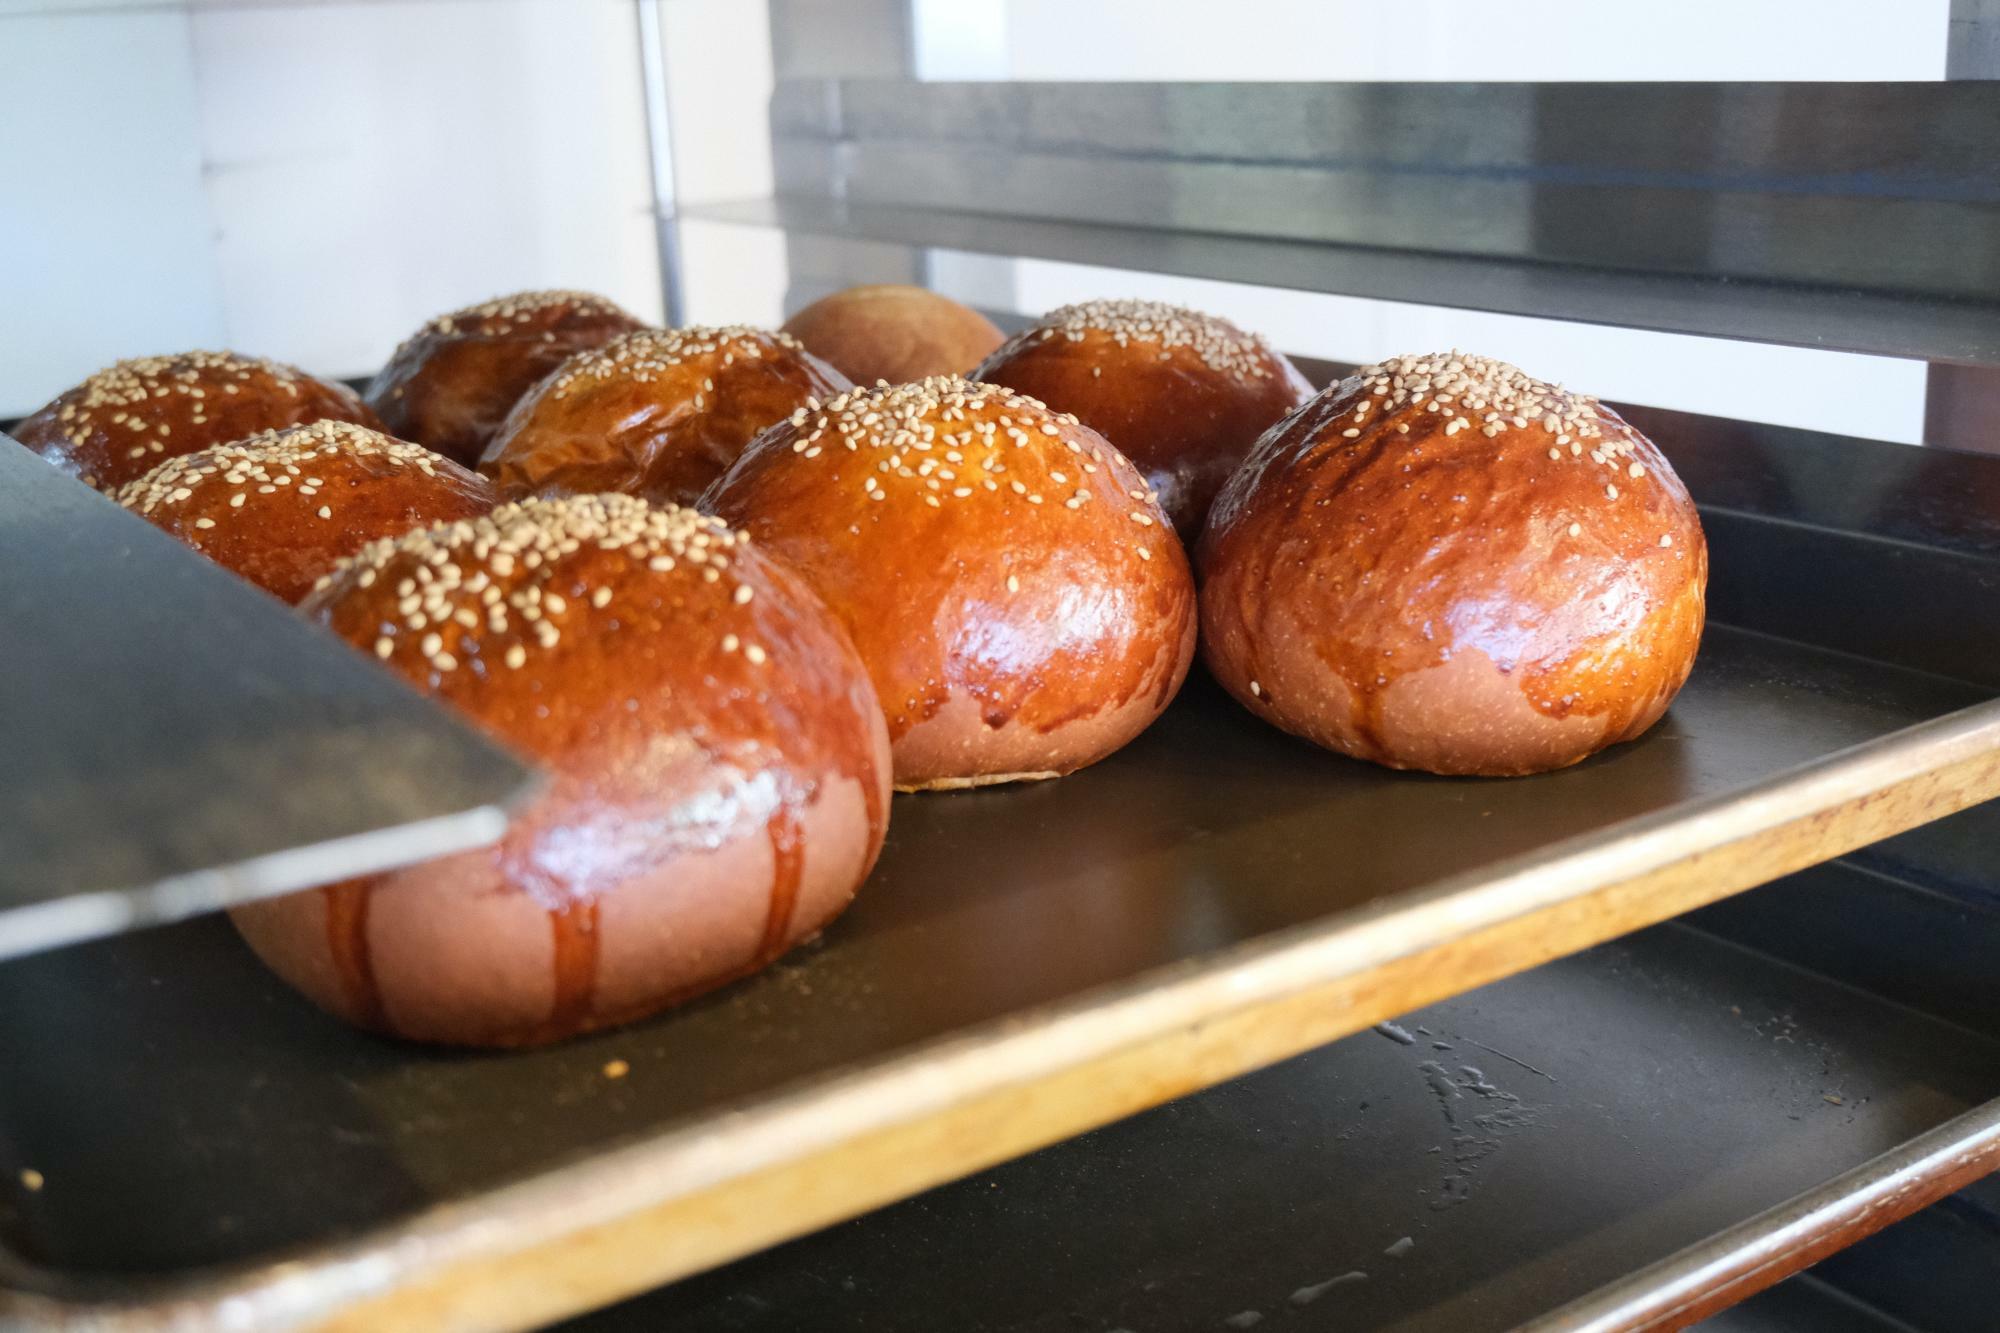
left=567, top=870, right=2000, bottom=1332
left=0, top=440, right=537, bottom=962
left=0, top=654, right=1995, bottom=1323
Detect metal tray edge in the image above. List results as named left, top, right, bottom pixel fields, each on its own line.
left=6, top=696, right=1999, bottom=1331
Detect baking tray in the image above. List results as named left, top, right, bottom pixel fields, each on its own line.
left=564, top=851, right=2000, bottom=1332
left=2, top=416, right=1998, bottom=1330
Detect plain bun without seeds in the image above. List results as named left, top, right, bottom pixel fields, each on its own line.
left=705, top=375, right=1197, bottom=791
left=780, top=284, right=1005, bottom=387
left=231, top=493, right=891, bottom=1047
left=1198, top=351, right=1707, bottom=777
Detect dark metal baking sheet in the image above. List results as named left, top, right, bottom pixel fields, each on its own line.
left=687, top=195, right=2000, bottom=367
left=553, top=893, right=2000, bottom=1331
left=0, top=623, right=1989, bottom=1303
left=0, top=441, right=537, bottom=961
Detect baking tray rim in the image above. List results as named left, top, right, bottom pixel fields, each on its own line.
left=6, top=690, right=2000, bottom=1330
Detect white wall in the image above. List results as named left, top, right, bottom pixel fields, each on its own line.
left=657, top=0, right=788, bottom=329
left=980, top=0, right=1950, bottom=82
left=1, top=0, right=661, bottom=417
left=0, top=9, right=226, bottom=418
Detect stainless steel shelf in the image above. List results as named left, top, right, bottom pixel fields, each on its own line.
left=0, top=441, right=537, bottom=962
left=686, top=195, right=2000, bottom=366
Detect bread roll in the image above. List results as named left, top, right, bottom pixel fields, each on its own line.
left=114, top=421, right=496, bottom=603
left=781, top=285, right=1004, bottom=387
left=973, top=300, right=1313, bottom=537
left=482, top=326, right=849, bottom=507
left=1199, top=351, right=1707, bottom=777
left=366, top=290, right=646, bottom=466
left=706, top=376, right=1196, bottom=790
left=14, top=351, right=380, bottom=493
left=231, top=494, right=891, bottom=1046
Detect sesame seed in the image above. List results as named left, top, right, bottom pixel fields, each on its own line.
left=505, top=644, right=527, bottom=669
left=744, top=644, right=767, bottom=665
left=1249, top=681, right=1262, bottom=697
left=1004, top=299, right=1280, bottom=382
left=1569, top=522, right=1583, bottom=537
left=1006, top=574, right=1020, bottom=592
left=1660, top=533, right=1674, bottom=548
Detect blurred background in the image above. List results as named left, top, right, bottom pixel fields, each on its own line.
left=0, top=0, right=1978, bottom=440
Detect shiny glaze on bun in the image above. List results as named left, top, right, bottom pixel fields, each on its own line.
left=706, top=375, right=1196, bottom=790
left=232, top=494, right=891, bottom=1046
left=974, top=300, right=1313, bottom=538
left=1199, top=351, right=1706, bottom=777
left=15, top=351, right=381, bottom=492
left=482, top=326, right=849, bottom=507
left=366, top=290, right=647, bottom=466
left=114, top=420, right=496, bottom=603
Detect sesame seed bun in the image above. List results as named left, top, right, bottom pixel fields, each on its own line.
left=1198, top=352, right=1708, bottom=777
left=780, top=285, right=1005, bottom=387
left=481, top=326, right=850, bottom=507
left=705, top=376, right=1197, bottom=791
left=13, top=351, right=381, bottom=493
left=231, top=494, right=891, bottom=1046
left=973, top=300, right=1313, bottom=538
left=113, top=421, right=496, bottom=604
left=366, top=290, right=648, bottom=467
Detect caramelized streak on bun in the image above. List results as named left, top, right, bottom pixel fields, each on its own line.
left=366, top=290, right=647, bottom=466
left=1199, top=351, right=1707, bottom=777
left=781, top=285, right=1005, bottom=387
left=706, top=376, right=1196, bottom=790
left=15, top=351, right=381, bottom=493
left=973, top=300, right=1313, bottom=537
left=114, top=421, right=496, bottom=603
left=482, top=326, right=850, bottom=507
left=231, top=494, right=891, bottom=1046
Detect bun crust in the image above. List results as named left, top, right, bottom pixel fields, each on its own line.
left=366, top=291, right=647, bottom=466
left=482, top=327, right=850, bottom=507
left=705, top=376, right=1196, bottom=790
left=232, top=494, right=891, bottom=1046
left=114, top=421, right=497, bottom=603
left=1198, top=352, right=1707, bottom=777
left=14, top=351, right=381, bottom=493
left=973, top=300, right=1313, bottom=538
left=781, top=285, right=1005, bottom=387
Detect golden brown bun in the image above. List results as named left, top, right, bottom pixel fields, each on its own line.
left=705, top=376, right=1196, bottom=790
left=781, top=285, right=1005, bottom=387
left=13, top=351, right=382, bottom=493
left=113, top=422, right=497, bottom=604
left=366, top=290, right=647, bottom=466
left=1198, top=351, right=1707, bottom=777
left=973, top=300, right=1313, bottom=538
left=232, top=494, right=891, bottom=1046
left=481, top=326, right=850, bottom=507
